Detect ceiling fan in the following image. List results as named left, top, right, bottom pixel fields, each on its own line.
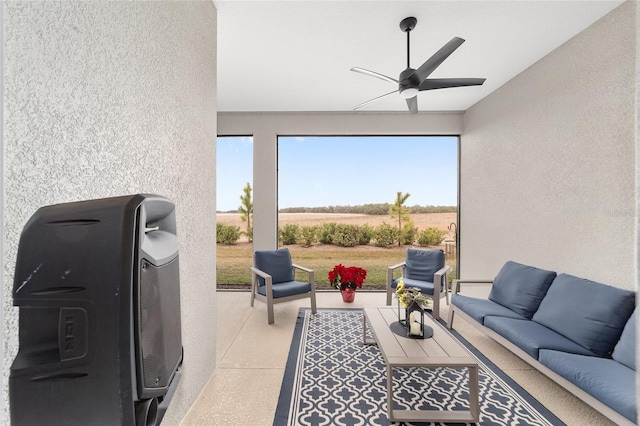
left=351, top=17, right=486, bottom=114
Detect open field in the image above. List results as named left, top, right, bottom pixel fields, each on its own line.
left=217, top=212, right=457, bottom=288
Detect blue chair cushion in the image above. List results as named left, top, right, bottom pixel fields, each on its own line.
left=488, top=261, right=556, bottom=319
left=484, top=316, right=597, bottom=359
left=254, top=248, right=295, bottom=285
left=532, top=273, right=636, bottom=357
left=539, top=349, right=637, bottom=422
left=451, top=294, right=526, bottom=324
left=257, top=280, right=312, bottom=298
left=391, top=277, right=442, bottom=296
left=404, top=249, right=444, bottom=282
left=612, top=308, right=637, bottom=370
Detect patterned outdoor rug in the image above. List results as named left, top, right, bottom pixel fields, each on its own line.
left=274, top=308, right=564, bottom=426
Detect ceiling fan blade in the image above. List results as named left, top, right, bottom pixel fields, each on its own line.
left=414, top=37, right=465, bottom=83
left=406, top=96, right=418, bottom=114
left=352, top=89, right=399, bottom=110
left=419, top=78, right=486, bottom=91
left=351, top=67, right=398, bottom=85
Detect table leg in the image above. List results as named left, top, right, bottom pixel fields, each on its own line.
left=468, top=365, right=480, bottom=422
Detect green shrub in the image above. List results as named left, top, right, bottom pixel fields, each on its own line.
left=417, top=227, right=446, bottom=246
left=372, top=222, right=399, bottom=248
left=319, top=222, right=337, bottom=244
left=216, top=223, right=241, bottom=245
left=400, top=221, right=418, bottom=245
left=279, top=224, right=300, bottom=245
left=332, top=224, right=360, bottom=247
left=357, top=224, right=374, bottom=245
left=299, top=225, right=319, bottom=247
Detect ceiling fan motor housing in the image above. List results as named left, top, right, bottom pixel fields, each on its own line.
left=399, top=68, right=419, bottom=98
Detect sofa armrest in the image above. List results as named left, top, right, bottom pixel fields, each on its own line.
left=452, top=279, right=494, bottom=295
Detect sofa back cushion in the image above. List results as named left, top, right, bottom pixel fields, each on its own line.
left=532, top=273, right=636, bottom=357
left=488, top=261, right=557, bottom=319
left=612, top=308, right=637, bottom=370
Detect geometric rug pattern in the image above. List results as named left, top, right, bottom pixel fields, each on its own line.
left=274, top=308, right=565, bottom=426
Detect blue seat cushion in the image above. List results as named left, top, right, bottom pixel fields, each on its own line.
left=612, top=308, right=637, bottom=370
left=404, top=249, right=444, bottom=282
left=257, top=280, right=312, bottom=298
left=451, top=294, right=526, bottom=324
left=254, top=248, right=295, bottom=285
left=532, top=273, right=636, bottom=357
left=539, top=349, right=637, bottom=422
left=484, top=316, right=597, bottom=359
left=488, top=261, right=556, bottom=319
left=391, top=277, right=442, bottom=296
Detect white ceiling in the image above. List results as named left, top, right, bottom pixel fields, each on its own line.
left=215, top=1, right=623, bottom=113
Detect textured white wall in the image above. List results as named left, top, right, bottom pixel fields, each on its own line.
left=218, top=111, right=463, bottom=250
left=3, top=2, right=217, bottom=425
left=461, top=1, right=636, bottom=289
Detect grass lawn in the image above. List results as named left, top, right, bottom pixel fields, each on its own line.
left=217, top=243, right=457, bottom=291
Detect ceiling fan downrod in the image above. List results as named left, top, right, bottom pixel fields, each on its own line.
left=400, top=17, right=417, bottom=69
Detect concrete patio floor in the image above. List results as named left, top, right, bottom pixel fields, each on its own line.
left=180, top=290, right=613, bottom=426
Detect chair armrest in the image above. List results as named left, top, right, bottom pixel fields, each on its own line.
left=451, top=279, right=494, bottom=295
left=292, top=263, right=312, bottom=273
left=250, top=266, right=271, bottom=280
left=292, top=263, right=315, bottom=284
left=387, top=261, right=406, bottom=289
left=435, top=265, right=452, bottom=278
left=388, top=261, right=406, bottom=272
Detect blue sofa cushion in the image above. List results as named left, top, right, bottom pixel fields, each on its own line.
left=612, top=308, right=637, bottom=370
left=484, top=316, right=597, bottom=359
left=488, top=261, right=556, bottom=319
left=257, top=280, right=312, bottom=298
left=404, top=249, right=444, bottom=282
left=451, top=294, right=526, bottom=324
left=254, top=248, right=295, bottom=285
left=539, top=349, right=637, bottom=423
left=392, top=277, right=442, bottom=295
left=532, top=273, right=636, bottom=357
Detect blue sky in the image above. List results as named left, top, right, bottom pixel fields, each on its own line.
left=216, top=135, right=458, bottom=211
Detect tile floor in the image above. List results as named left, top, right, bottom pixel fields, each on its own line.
left=180, top=290, right=614, bottom=426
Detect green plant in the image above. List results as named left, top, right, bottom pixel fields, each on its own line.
left=319, top=222, right=337, bottom=244
left=332, top=224, right=360, bottom=247
left=299, top=225, right=319, bottom=247
left=238, top=182, right=253, bottom=242
left=372, top=222, right=400, bottom=248
left=400, top=220, right=418, bottom=245
left=357, top=224, right=374, bottom=245
left=389, top=191, right=411, bottom=246
left=216, top=223, right=241, bottom=245
left=417, top=227, right=446, bottom=246
left=279, top=223, right=300, bottom=245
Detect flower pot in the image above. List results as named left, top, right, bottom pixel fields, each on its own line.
left=341, top=288, right=356, bottom=303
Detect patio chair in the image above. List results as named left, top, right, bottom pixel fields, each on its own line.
left=250, top=248, right=317, bottom=324
left=386, top=248, right=451, bottom=320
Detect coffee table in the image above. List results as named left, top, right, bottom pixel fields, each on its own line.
left=363, top=306, right=480, bottom=423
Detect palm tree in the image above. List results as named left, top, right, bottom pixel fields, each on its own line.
left=238, top=182, right=253, bottom=242
left=389, top=191, right=411, bottom=245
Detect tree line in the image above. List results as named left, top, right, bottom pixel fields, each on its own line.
left=219, top=203, right=456, bottom=215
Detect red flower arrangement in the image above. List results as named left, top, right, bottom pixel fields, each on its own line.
left=328, top=264, right=367, bottom=291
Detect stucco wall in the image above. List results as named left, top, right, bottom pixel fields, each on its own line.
left=2, top=2, right=217, bottom=424
left=460, top=1, right=636, bottom=289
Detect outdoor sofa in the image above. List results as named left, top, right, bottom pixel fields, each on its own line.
left=447, top=261, right=637, bottom=425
